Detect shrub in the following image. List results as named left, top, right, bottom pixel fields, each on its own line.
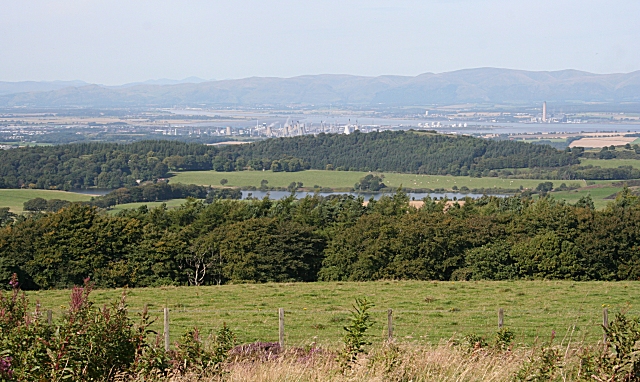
left=463, top=333, right=488, bottom=350
left=341, top=297, right=374, bottom=365
left=171, top=324, right=236, bottom=374
left=0, top=274, right=236, bottom=381
left=514, top=332, right=561, bottom=381
left=596, top=311, right=640, bottom=381
left=494, top=328, right=515, bottom=350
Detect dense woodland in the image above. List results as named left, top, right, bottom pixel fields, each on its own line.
left=0, top=132, right=583, bottom=191
left=215, top=131, right=580, bottom=174
left=4, top=132, right=640, bottom=193
left=0, top=141, right=213, bottom=190
left=3, top=190, right=640, bottom=290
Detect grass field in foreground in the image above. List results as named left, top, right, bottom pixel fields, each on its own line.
left=170, top=170, right=564, bottom=191
left=27, top=281, right=636, bottom=348
left=0, top=189, right=93, bottom=213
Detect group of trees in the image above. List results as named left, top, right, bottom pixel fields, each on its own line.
left=354, top=174, right=386, bottom=191
left=0, top=132, right=589, bottom=192
left=23, top=182, right=241, bottom=211
left=490, top=164, right=640, bottom=181
left=215, top=130, right=579, bottom=175
left=0, top=141, right=217, bottom=190
left=5, top=132, right=640, bottom=190
left=4, top=189, right=640, bottom=290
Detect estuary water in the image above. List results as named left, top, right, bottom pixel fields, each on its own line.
left=69, top=188, right=495, bottom=201
left=170, top=109, right=640, bottom=135
left=241, top=191, right=491, bottom=200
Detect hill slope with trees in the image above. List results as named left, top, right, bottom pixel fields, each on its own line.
left=0, top=131, right=582, bottom=190
left=219, top=130, right=579, bottom=175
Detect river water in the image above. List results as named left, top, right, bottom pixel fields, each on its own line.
left=241, top=191, right=491, bottom=200
left=69, top=188, right=493, bottom=201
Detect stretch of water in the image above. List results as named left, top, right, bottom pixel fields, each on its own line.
left=241, top=191, right=491, bottom=200
left=170, top=109, right=640, bottom=135
left=68, top=189, right=495, bottom=201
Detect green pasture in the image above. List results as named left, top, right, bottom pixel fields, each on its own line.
left=580, top=158, right=640, bottom=169
left=550, top=186, right=621, bottom=210
left=108, top=198, right=191, bottom=214
left=28, top=281, right=636, bottom=348
left=170, top=170, right=562, bottom=191
left=0, top=189, right=92, bottom=213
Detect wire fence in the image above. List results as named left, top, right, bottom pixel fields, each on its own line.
left=42, top=305, right=625, bottom=349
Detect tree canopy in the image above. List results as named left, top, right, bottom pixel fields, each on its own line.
left=4, top=190, right=640, bottom=289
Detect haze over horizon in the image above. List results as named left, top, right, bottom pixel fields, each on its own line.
left=2, top=0, right=640, bottom=85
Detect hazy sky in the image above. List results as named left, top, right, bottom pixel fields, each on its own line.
left=2, top=0, right=639, bottom=85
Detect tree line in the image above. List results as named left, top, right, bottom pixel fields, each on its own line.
left=213, top=130, right=579, bottom=175
left=0, top=141, right=215, bottom=190
left=3, top=189, right=640, bottom=290
left=23, top=182, right=241, bottom=211
left=0, top=132, right=589, bottom=192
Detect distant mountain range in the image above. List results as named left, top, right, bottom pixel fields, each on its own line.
left=0, top=80, right=89, bottom=96
left=1, top=68, right=639, bottom=108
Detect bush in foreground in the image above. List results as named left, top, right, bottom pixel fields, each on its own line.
left=0, top=275, right=234, bottom=381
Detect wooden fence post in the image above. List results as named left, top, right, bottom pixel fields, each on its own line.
left=164, top=307, right=170, bottom=352
left=498, top=308, right=504, bottom=329
left=46, top=310, right=52, bottom=325
left=278, top=308, right=285, bottom=348
left=603, top=308, right=609, bottom=343
left=387, top=309, right=393, bottom=341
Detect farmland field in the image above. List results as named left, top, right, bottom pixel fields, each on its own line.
left=569, top=136, right=637, bottom=148
left=550, top=186, right=622, bottom=209
left=28, top=281, right=637, bottom=348
left=580, top=158, right=640, bottom=169
left=170, top=170, right=563, bottom=191
left=108, top=198, right=190, bottom=213
left=0, top=189, right=93, bottom=212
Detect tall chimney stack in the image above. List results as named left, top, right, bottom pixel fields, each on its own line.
left=542, top=101, right=547, bottom=123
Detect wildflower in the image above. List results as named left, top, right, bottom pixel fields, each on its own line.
left=0, top=356, right=13, bottom=378
left=8, top=273, right=18, bottom=289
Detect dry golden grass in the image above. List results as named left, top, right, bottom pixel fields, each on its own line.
left=137, top=341, right=596, bottom=382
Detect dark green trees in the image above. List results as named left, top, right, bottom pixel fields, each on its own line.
left=4, top=191, right=640, bottom=289
left=216, top=218, right=324, bottom=283
left=354, top=174, right=386, bottom=191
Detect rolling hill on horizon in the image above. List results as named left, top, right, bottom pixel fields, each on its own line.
left=1, top=68, right=640, bottom=108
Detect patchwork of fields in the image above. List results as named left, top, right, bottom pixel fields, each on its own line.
left=1, top=158, right=639, bottom=212
left=0, top=189, right=92, bottom=213
left=170, top=170, right=560, bottom=190
left=579, top=158, right=640, bottom=169
left=28, top=281, right=637, bottom=348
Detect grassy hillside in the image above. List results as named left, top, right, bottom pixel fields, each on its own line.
left=29, top=281, right=637, bottom=348
left=580, top=158, right=640, bottom=169
left=107, top=198, right=190, bottom=213
left=170, top=170, right=562, bottom=191
left=551, top=186, right=623, bottom=209
left=0, top=189, right=92, bottom=212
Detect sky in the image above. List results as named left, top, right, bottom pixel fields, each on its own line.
left=1, top=0, right=639, bottom=85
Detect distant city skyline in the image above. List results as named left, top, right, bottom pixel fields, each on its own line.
left=2, top=0, right=639, bottom=85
